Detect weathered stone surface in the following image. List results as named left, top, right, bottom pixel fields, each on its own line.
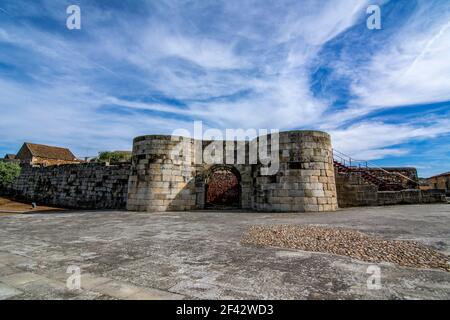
left=335, top=169, right=446, bottom=207
left=127, top=130, right=338, bottom=213
left=5, top=163, right=130, bottom=209
left=0, top=283, right=22, bottom=299
left=335, top=170, right=378, bottom=207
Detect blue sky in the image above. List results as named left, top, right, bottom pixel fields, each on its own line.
left=0, top=0, right=449, bottom=177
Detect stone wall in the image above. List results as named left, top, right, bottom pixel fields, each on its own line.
left=364, top=167, right=419, bottom=189
left=127, top=130, right=338, bottom=213
left=5, top=131, right=439, bottom=212
left=30, top=156, right=81, bottom=167
left=377, top=189, right=446, bottom=205
left=335, top=169, right=378, bottom=207
left=335, top=169, right=446, bottom=207
left=6, top=163, right=130, bottom=209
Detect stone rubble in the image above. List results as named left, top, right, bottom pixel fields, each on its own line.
left=241, top=224, right=450, bottom=272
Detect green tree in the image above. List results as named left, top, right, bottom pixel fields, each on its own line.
left=0, top=162, right=21, bottom=187
left=98, top=151, right=131, bottom=162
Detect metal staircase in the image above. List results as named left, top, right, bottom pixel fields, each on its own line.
left=332, top=150, right=411, bottom=191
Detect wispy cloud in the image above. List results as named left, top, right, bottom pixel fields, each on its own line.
left=330, top=119, right=450, bottom=159
left=0, top=0, right=449, bottom=176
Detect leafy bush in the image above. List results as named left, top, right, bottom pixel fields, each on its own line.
left=98, top=151, right=131, bottom=162
left=0, top=162, right=21, bottom=187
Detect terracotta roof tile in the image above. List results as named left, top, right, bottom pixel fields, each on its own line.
left=24, top=143, right=76, bottom=161
left=428, top=171, right=450, bottom=179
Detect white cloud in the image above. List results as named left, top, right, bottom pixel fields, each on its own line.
left=0, top=0, right=449, bottom=174
left=0, top=78, right=192, bottom=156
left=278, top=0, right=369, bottom=46
left=330, top=119, right=450, bottom=160
left=153, top=33, right=246, bottom=70
left=350, top=5, right=450, bottom=110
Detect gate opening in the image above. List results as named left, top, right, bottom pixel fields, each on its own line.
left=205, top=166, right=241, bottom=209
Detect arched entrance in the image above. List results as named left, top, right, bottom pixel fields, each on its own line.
left=205, top=165, right=241, bottom=209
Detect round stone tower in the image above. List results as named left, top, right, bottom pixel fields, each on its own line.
left=252, top=130, right=338, bottom=212
left=126, top=135, right=197, bottom=212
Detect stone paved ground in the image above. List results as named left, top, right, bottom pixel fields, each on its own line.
left=0, top=204, right=449, bottom=300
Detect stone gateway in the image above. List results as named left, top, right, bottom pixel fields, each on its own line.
left=126, top=130, right=338, bottom=212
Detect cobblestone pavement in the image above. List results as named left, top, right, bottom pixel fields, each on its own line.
left=242, top=225, right=450, bottom=271
left=0, top=204, right=449, bottom=299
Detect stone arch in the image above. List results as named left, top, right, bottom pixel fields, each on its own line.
left=127, top=131, right=338, bottom=212
left=204, top=164, right=242, bottom=209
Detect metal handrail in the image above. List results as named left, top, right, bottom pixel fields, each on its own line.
left=332, top=149, right=419, bottom=185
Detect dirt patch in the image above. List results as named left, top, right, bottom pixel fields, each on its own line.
left=241, top=225, right=450, bottom=272
left=0, top=196, right=64, bottom=214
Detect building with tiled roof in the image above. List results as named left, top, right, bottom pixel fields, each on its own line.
left=425, top=172, right=450, bottom=196
left=4, top=154, right=16, bottom=160
left=16, top=142, right=80, bottom=166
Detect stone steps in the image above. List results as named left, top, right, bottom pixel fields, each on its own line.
left=333, top=160, right=403, bottom=191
